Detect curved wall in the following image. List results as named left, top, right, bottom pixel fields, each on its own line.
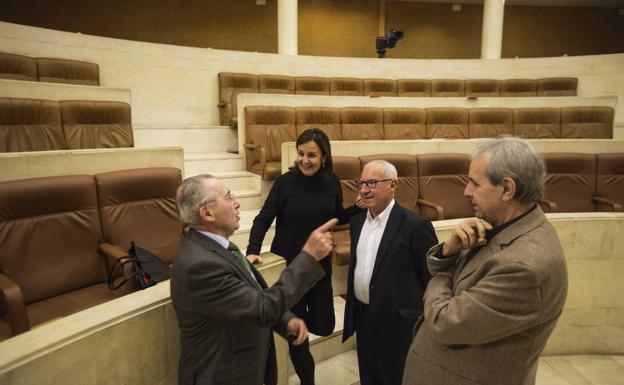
left=1, top=22, right=623, bottom=137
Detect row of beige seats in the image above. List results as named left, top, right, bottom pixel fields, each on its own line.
left=0, top=97, right=132, bottom=152
left=0, top=51, right=100, bottom=85
left=244, top=105, right=615, bottom=180
left=219, top=72, right=578, bottom=127
left=331, top=152, right=624, bottom=265
left=0, top=167, right=183, bottom=341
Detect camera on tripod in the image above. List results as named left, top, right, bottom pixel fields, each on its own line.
left=376, top=29, right=404, bottom=58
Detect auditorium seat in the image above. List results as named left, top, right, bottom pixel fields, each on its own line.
left=594, top=153, right=624, bottom=212
left=469, top=107, right=513, bottom=138
left=330, top=77, right=364, bottom=96
left=295, top=76, right=330, bottom=95
left=0, top=97, right=66, bottom=152
left=295, top=107, right=342, bottom=139
left=465, top=79, right=500, bottom=97
left=35, top=57, right=99, bottom=86
left=541, top=153, right=597, bottom=212
left=430, top=79, right=465, bottom=97
left=331, top=156, right=362, bottom=266
left=513, top=107, right=561, bottom=138
left=259, top=74, right=294, bottom=94
left=340, top=107, right=384, bottom=140
left=499, top=79, right=538, bottom=97
left=0, top=52, right=37, bottom=81
left=0, top=175, right=118, bottom=340
left=60, top=100, right=133, bottom=149
left=537, top=77, right=578, bottom=96
left=417, top=153, right=472, bottom=221
left=94, top=167, right=183, bottom=268
left=244, top=106, right=296, bottom=180
left=364, top=78, right=397, bottom=97
left=560, top=106, right=614, bottom=139
left=425, top=107, right=468, bottom=138
left=383, top=108, right=426, bottom=139
left=397, top=79, right=431, bottom=96
left=218, top=72, right=259, bottom=127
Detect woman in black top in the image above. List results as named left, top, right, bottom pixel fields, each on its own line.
left=246, top=128, right=361, bottom=385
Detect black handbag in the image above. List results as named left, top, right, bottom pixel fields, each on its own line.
left=107, top=242, right=171, bottom=290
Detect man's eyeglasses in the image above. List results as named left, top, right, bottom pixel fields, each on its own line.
left=355, top=179, right=392, bottom=189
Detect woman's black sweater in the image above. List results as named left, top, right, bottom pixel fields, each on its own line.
left=246, top=170, right=360, bottom=266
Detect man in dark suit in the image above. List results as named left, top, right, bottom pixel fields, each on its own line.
left=342, top=160, right=438, bottom=385
left=170, top=174, right=338, bottom=385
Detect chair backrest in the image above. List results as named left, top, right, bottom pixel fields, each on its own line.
left=383, top=107, right=426, bottom=139
left=295, top=107, right=342, bottom=140
left=95, top=167, right=183, bottom=265
left=0, top=175, right=106, bottom=307
left=542, top=152, right=597, bottom=212
left=0, top=97, right=65, bottom=152
left=259, top=75, right=295, bottom=94
left=60, top=100, right=133, bottom=149
left=340, top=107, right=383, bottom=140
left=0, top=52, right=37, bottom=81
left=513, top=107, right=561, bottom=138
left=595, top=153, right=624, bottom=211
left=499, top=79, right=537, bottom=97
left=295, top=76, right=330, bottom=95
left=218, top=72, right=259, bottom=126
left=36, top=57, right=99, bottom=85
left=245, top=106, right=296, bottom=162
left=364, top=78, right=397, bottom=97
left=560, top=106, right=613, bottom=139
left=431, top=79, right=465, bottom=97
left=360, top=154, right=420, bottom=215
left=330, top=77, right=363, bottom=96
left=465, top=79, right=500, bottom=97
left=417, top=153, right=472, bottom=220
left=468, top=107, right=513, bottom=138
left=332, top=156, right=362, bottom=208
left=426, top=107, right=468, bottom=139
left=537, top=77, right=577, bottom=96
left=397, top=79, right=431, bottom=96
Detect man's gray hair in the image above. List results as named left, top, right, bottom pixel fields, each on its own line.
left=176, top=174, right=217, bottom=226
left=364, top=160, right=398, bottom=180
left=472, top=138, right=546, bottom=203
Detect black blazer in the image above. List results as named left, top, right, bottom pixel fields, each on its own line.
left=171, top=229, right=324, bottom=385
left=342, top=203, right=438, bottom=345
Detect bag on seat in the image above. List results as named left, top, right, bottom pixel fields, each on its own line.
left=107, top=242, right=170, bottom=290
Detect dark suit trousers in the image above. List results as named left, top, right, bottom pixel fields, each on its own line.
left=356, top=303, right=407, bottom=385
left=289, top=263, right=335, bottom=385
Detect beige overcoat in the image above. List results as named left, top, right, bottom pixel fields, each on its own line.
left=403, top=206, right=568, bottom=385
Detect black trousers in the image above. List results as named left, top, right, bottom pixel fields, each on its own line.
left=288, top=264, right=335, bottom=385
left=355, top=303, right=408, bottom=385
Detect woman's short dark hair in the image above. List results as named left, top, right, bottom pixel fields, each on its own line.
left=290, top=128, right=333, bottom=175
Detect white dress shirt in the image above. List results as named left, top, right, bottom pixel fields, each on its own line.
left=354, top=199, right=395, bottom=305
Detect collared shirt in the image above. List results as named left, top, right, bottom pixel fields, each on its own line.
left=354, top=199, right=395, bottom=305
left=197, top=230, right=258, bottom=283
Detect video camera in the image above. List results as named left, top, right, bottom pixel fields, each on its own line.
left=376, top=29, right=404, bottom=58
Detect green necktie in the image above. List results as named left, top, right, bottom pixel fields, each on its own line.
left=227, top=241, right=256, bottom=280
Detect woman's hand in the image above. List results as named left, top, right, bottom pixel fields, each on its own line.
left=246, top=254, right=263, bottom=264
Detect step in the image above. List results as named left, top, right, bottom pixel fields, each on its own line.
left=230, top=209, right=276, bottom=250
left=184, top=152, right=245, bottom=175
left=211, top=170, right=261, bottom=191
left=235, top=188, right=263, bottom=211
left=133, top=125, right=236, bottom=154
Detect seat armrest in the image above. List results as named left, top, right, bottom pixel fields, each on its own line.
left=592, top=196, right=623, bottom=212
left=217, top=101, right=227, bottom=108
left=417, top=199, right=445, bottom=221
left=99, top=242, right=137, bottom=294
left=99, top=242, right=127, bottom=262
left=0, top=273, right=30, bottom=336
left=538, top=199, right=558, bottom=213
left=244, top=143, right=267, bottom=178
